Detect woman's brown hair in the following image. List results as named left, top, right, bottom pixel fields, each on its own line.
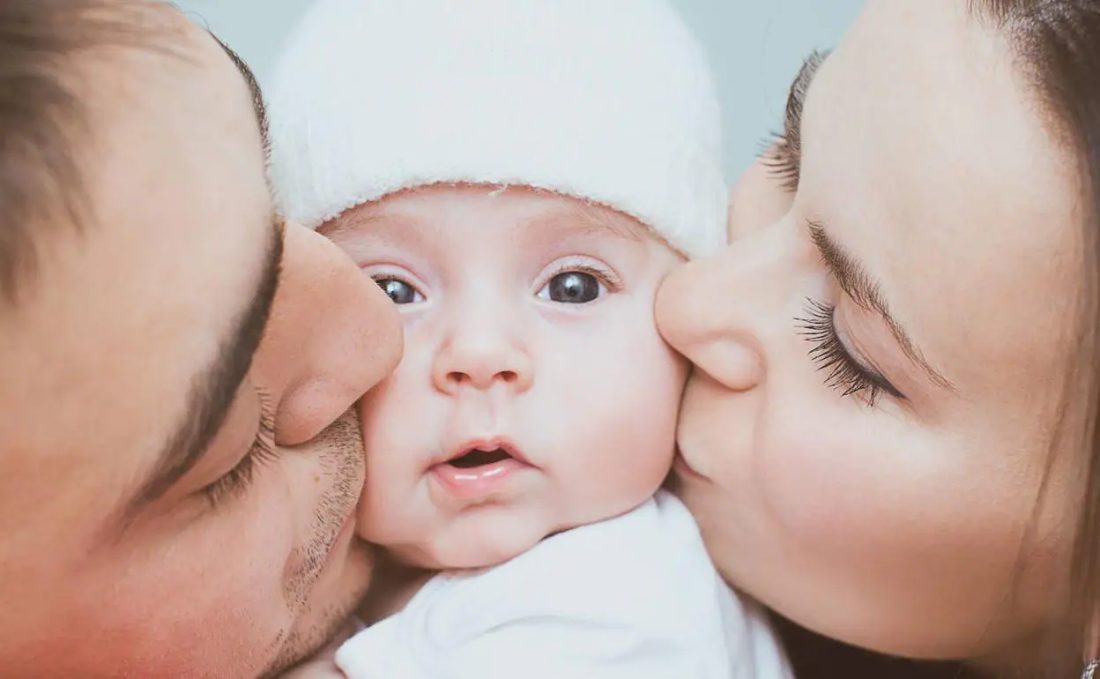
left=976, top=1, right=1100, bottom=676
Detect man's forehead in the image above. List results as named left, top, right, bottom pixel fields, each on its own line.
left=210, top=33, right=270, bottom=151
left=0, top=6, right=277, bottom=545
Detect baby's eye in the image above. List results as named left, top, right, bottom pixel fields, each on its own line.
left=374, top=277, right=424, bottom=305
left=538, top=271, right=603, bottom=304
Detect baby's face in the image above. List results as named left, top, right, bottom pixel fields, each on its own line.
left=325, top=184, right=687, bottom=569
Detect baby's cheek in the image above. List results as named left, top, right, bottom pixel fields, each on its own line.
left=354, top=487, right=374, bottom=541
left=355, top=392, right=396, bottom=541
left=598, top=339, right=685, bottom=496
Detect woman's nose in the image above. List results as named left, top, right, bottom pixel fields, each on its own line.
left=656, top=255, right=762, bottom=393
left=255, top=222, right=403, bottom=446
left=657, top=216, right=801, bottom=394
left=430, top=311, right=533, bottom=396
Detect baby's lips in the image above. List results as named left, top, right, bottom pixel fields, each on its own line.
left=435, top=435, right=533, bottom=468
left=430, top=455, right=528, bottom=501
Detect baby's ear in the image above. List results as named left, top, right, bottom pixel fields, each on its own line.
left=726, top=157, right=794, bottom=243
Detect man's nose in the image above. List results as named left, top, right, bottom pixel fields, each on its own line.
left=255, top=222, right=403, bottom=446
left=430, top=308, right=533, bottom=396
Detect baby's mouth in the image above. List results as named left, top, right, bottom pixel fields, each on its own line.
left=429, top=440, right=533, bottom=500
left=447, top=447, right=514, bottom=469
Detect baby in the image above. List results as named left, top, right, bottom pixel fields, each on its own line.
left=270, top=1, right=790, bottom=677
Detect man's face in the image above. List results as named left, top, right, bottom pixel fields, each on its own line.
left=0, top=10, right=401, bottom=677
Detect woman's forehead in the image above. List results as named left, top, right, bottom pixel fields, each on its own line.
left=806, top=0, right=1084, bottom=402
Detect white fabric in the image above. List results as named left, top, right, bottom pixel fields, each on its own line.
left=269, top=0, right=727, bottom=258
left=335, top=492, right=792, bottom=679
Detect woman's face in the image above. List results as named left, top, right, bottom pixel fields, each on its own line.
left=658, top=0, right=1087, bottom=665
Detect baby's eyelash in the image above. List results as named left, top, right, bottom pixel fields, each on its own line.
left=795, top=299, right=903, bottom=406
left=544, top=261, right=622, bottom=293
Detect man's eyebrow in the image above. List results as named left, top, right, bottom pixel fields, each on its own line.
left=211, top=32, right=269, bottom=153
left=117, top=216, right=284, bottom=526
left=808, top=220, right=955, bottom=391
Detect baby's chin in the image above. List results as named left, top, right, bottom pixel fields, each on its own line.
left=389, top=526, right=551, bottom=571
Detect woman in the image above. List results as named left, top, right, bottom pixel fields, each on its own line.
left=658, top=1, right=1099, bottom=677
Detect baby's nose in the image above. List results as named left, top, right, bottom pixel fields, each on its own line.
left=431, top=326, right=534, bottom=395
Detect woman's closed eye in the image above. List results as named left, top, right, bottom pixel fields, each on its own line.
left=796, top=298, right=905, bottom=407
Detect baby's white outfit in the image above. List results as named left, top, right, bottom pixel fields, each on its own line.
left=335, top=491, right=792, bottom=679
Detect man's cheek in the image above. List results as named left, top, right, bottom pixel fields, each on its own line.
left=138, top=493, right=298, bottom=670
left=62, top=547, right=292, bottom=677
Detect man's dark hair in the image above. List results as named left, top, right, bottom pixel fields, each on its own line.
left=0, top=0, right=150, bottom=304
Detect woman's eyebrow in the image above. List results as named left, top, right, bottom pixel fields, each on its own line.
left=777, top=52, right=829, bottom=161
left=808, top=220, right=955, bottom=391
left=783, top=51, right=828, bottom=145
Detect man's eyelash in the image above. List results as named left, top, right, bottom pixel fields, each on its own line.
left=202, top=388, right=278, bottom=509
left=796, top=299, right=904, bottom=406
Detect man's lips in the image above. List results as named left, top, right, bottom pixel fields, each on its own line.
left=429, top=437, right=534, bottom=500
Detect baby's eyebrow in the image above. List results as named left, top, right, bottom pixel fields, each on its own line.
left=525, top=208, right=646, bottom=244
left=320, top=211, right=426, bottom=244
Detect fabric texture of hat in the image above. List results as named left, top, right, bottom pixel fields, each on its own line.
left=269, top=0, right=726, bottom=257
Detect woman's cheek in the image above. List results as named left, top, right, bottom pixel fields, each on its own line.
left=754, top=396, right=913, bottom=556
left=756, top=394, right=989, bottom=575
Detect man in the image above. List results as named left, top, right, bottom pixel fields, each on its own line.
left=0, top=1, right=402, bottom=676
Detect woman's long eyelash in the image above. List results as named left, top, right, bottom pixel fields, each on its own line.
left=761, top=50, right=829, bottom=192
left=796, top=299, right=901, bottom=406
left=762, top=130, right=801, bottom=191
left=203, top=388, right=279, bottom=509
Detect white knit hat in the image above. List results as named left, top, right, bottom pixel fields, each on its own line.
left=269, top=0, right=726, bottom=258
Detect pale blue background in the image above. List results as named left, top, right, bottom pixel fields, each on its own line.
left=175, top=1, right=863, bottom=177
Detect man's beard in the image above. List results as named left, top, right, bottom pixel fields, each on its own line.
left=261, top=575, right=369, bottom=678
left=261, top=411, right=374, bottom=676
